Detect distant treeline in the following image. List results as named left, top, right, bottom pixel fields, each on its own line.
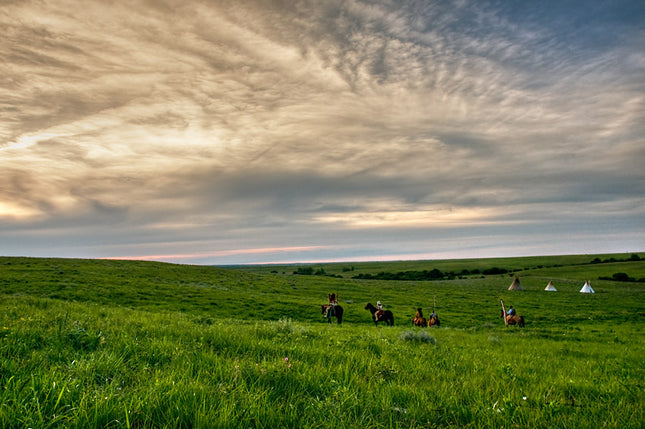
left=293, top=267, right=343, bottom=278
left=352, top=267, right=509, bottom=281
left=593, top=255, right=644, bottom=283
left=591, top=254, right=641, bottom=264
left=293, top=266, right=508, bottom=280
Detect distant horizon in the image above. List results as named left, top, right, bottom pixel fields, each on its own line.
left=3, top=249, right=642, bottom=267
left=210, top=249, right=645, bottom=267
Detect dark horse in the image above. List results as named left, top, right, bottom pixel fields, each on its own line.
left=321, top=304, right=343, bottom=324
left=500, top=310, right=525, bottom=327
left=365, top=303, right=394, bottom=326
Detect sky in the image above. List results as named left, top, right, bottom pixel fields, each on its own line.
left=1, top=0, right=644, bottom=265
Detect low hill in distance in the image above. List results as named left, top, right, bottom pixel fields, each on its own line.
left=230, top=252, right=645, bottom=279
left=1, top=253, right=643, bottom=326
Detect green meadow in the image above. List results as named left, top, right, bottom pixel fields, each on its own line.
left=0, top=254, right=643, bottom=428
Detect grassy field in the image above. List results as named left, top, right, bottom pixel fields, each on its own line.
left=0, top=254, right=643, bottom=428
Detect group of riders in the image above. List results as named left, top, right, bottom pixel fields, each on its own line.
left=323, top=293, right=520, bottom=326
left=323, top=293, right=440, bottom=325
left=412, top=307, right=439, bottom=327
left=323, top=293, right=387, bottom=323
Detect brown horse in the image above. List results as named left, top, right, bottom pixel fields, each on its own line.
left=412, top=308, right=427, bottom=327
left=322, top=304, right=343, bottom=324
left=428, top=314, right=440, bottom=327
left=500, top=310, right=525, bottom=327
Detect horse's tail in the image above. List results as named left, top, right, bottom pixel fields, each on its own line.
left=518, top=316, right=525, bottom=328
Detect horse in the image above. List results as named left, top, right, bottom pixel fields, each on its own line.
left=500, top=310, right=525, bottom=327
left=365, top=303, right=394, bottom=326
left=428, top=314, right=440, bottom=327
left=412, top=308, right=427, bottom=327
left=321, top=304, right=343, bottom=324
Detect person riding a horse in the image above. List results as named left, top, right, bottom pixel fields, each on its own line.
left=325, top=293, right=338, bottom=319
left=329, top=293, right=337, bottom=305
left=501, top=304, right=524, bottom=327
left=375, top=301, right=384, bottom=322
left=365, top=302, right=394, bottom=326
left=507, top=306, right=516, bottom=318
left=413, top=307, right=426, bottom=327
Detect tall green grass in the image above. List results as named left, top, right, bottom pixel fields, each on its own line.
left=0, top=256, right=643, bottom=427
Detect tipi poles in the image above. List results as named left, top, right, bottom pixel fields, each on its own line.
left=500, top=299, right=508, bottom=326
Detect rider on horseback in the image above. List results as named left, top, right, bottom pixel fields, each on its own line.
left=325, top=293, right=338, bottom=319
left=412, top=308, right=425, bottom=326
left=375, top=301, right=384, bottom=322
left=505, top=305, right=516, bottom=323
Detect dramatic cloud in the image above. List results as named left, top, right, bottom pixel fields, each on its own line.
left=1, top=0, right=644, bottom=264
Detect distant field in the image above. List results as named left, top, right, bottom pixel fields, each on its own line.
left=229, top=252, right=645, bottom=278
left=0, top=254, right=643, bottom=427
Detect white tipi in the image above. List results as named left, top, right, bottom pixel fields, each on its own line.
left=580, top=281, right=595, bottom=293
left=508, top=276, right=523, bottom=291
left=544, top=281, right=557, bottom=291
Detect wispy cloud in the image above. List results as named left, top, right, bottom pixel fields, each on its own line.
left=1, top=0, right=643, bottom=263
left=105, top=245, right=330, bottom=263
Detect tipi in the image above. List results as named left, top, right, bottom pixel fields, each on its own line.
left=508, top=276, right=523, bottom=291
left=544, top=281, right=557, bottom=291
left=580, top=281, right=595, bottom=293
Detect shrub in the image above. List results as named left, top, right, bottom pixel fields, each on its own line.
left=598, top=272, right=637, bottom=282
left=399, top=330, right=436, bottom=344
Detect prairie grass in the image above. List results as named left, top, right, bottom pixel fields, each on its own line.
left=0, top=255, right=643, bottom=428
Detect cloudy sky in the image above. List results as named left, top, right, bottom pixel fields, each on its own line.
left=2, top=0, right=644, bottom=265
